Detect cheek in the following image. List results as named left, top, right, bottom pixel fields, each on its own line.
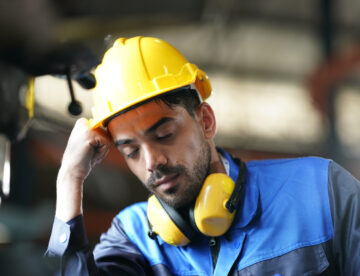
left=127, top=160, right=147, bottom=183
left=173, top=128, right=205, bottom=166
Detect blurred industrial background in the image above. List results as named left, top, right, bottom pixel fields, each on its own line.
left=1, top=0, right=360, bottom=274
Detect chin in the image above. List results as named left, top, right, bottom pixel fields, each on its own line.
left=162, top=193, right=195, bottom=209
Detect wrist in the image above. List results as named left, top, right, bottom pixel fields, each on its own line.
left=55, top=166, right=84, bottom=222
left=57, top=164, right=87, bottom=185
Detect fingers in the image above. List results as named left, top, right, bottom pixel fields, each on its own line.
left=61, top=118, right=112, bottom=181
left=91, top=142, right=111, bottom=167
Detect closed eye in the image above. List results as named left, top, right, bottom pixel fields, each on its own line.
left=127, top=148, right=139, bottom=159
left=157, top=133, right=173, bottom=141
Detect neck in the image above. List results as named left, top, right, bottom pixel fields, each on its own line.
left=209, top=143, right=226, bottom=175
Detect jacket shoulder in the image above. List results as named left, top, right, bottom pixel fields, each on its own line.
left=246, top=156, right=330, bottom=169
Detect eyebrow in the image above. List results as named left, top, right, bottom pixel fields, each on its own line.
left=115, top=138, right=133, bottom=147
left=114, top=117, right=175, bottom=147
left=145, top=117, right=175, bottom=136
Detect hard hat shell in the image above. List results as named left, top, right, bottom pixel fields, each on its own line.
left=90, top=36, right=212, bottom=128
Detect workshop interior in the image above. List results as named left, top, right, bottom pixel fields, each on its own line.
left=1, top=0, right=360, bottom=274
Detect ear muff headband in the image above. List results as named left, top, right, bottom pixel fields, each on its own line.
left=226, top=158, right=246, bottom=212
left=156, top=196, right=197, bottom=241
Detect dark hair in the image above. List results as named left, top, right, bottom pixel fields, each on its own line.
left=155, top=86, right=201, bottom=117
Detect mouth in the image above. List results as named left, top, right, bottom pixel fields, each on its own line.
left=154, top=173, right=179, bottom=193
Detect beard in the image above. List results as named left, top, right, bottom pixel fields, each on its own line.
left=146, top=141, right=211, bottom=209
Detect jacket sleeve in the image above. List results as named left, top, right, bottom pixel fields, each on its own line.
left=46, top=215, right=152, bottom=276
left=328, top=161, right=360, bottom=275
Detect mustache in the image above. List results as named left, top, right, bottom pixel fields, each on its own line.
left=146, top=165, right=185, bottom=188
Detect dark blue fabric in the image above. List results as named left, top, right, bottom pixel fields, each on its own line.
left=47, top=216, right=89, bottom=257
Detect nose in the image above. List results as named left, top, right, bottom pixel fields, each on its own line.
left=144, top=145, right=167, bottom=172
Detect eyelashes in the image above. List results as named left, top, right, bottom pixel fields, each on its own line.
left=127, top=148, right=139, bottom=159
left=157, top=133, right=173, bottom=140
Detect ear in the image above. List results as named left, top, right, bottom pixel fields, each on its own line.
left=195, top=102, right=216, bottom=140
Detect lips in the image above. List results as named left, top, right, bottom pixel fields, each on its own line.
left=154, top=173, right=179, bottom=192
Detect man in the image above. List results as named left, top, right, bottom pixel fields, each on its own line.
left=47, top=36, right=360, bottom=275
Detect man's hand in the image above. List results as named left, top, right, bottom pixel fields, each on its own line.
left=55, top=118, right=112, bottom=222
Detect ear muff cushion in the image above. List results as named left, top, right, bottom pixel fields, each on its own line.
left=147, top=195, right=195, bottom=246
left=194, top=173, right=236, bottom=236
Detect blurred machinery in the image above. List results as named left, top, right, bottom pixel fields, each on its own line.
left=0, top=0, right=99, bottom=203
left=1, top=0, right=360, bottom=201
left=0, top=66, right=34, bottom=203
left=0, top=60, right=97, bottom=203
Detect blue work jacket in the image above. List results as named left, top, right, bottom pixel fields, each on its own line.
left=47, top=150, right=360, bottom=275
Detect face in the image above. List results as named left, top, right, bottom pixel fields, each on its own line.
left=108, top=100, right=215, bottom=209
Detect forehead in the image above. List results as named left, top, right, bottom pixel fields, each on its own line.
left=107, top=100, right=186, bottom=136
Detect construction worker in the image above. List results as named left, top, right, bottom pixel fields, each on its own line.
left=47, top=36, right=360, bottom=275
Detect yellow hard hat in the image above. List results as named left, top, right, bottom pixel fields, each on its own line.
left=90, top=36, right=212, bottom=128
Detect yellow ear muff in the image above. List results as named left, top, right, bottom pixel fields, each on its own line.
left=147, top=195, right=190, bottom=246
left=147, top=158, right=246, bottom=245
left=193, top=173, right=236, bottom=237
